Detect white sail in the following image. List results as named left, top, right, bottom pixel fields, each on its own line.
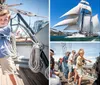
left=64, top=25, right=80, bottom=30
left=80, top=0, right=89, bottom=5
left=79, top=3, right=92, bottom=13
left=82, top=15, right=91, bottom=33
left=92, top=14, right=100, bottom=32
left=53, top=16, right=78, bottom=27
left=60, top=4, right=81, bottom=18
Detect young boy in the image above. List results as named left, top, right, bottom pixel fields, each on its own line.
left=0, top=9, right=17, bottom=85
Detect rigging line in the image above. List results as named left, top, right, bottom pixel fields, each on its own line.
left=17, top=13, right=38, bottom=43
left=28, top=16, right=31, bottom=27
left=19, top=24, right=32, bottom=39
left=10, top=14, right=18, bottom=32
left=11, top=15, right=20, bottom=33
left=19, top=24, right=36, bottom=44
left=20, top=24, right=29, bottom=37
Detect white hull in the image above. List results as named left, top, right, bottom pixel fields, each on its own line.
left=66, top=33, right=86, bottom=38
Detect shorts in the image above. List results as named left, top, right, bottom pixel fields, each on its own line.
left=68, top=64, right=73, bottom=72
left=76, top=68, right=84, bottom=77
left=0, top=56, right=16, bottom=75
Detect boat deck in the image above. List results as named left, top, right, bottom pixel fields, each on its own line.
left=0, top=67, right=48, bottom=85
left=59, top=72, right=95, bottom=85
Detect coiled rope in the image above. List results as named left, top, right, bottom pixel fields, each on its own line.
left=29, top=43, right=42, bottom=73
left=29, top=43, right=49, bottom=79
left=45, top=67, right=49, bottom=80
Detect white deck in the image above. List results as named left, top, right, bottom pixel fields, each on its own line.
left=0, top=66, right=48, bottom=85
left=0, top=67, right=24, bottom=85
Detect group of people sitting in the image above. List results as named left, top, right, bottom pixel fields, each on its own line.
left=50, top=49, right=100, bottom=85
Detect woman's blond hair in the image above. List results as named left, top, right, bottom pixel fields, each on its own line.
left=78, top=49, right=84, bottom=55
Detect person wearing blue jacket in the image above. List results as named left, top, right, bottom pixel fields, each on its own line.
left=0, top=9, right=17, bottom=85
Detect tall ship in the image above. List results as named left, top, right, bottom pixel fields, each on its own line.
left=51, top=0, right=100, bottom=41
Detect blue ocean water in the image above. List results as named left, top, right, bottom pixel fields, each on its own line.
left=50, top=36, right=100, bottom=41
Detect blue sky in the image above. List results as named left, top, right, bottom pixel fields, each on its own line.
left=50, top=43, right=100, bottom=64
left=6, top=0, right=48, bottom=22
left=5, top=0, right=48, bottom=35
left=50, top=0, right=100, bottom=31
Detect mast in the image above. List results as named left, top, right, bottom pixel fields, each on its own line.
left=80, top=0, right=92, bottom=35
left=89, top=15, right=93, bottom=36
left=80, top=0, right=86, bottom=34
left=80, top=9, right=85, bottom=34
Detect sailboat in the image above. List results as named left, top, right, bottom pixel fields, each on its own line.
left=53, top=0, right=100, bottom=39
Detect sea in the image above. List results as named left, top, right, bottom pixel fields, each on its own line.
left=50, top=36, right=100, bottom=41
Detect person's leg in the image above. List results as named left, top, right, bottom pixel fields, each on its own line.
left=68, top=72, right=71, bottom=80
left=68, top=65, right=73, bottom=81
left=77, top=68, right=83, bottom=85
left=0, top=57, right=17, bottom=85
left=68, top=65, right=71, bottom=81
left=62, top=62, right=65, bottom=73
left=65, top=66, right=69, bottom=78
left=73, top=69, right=78, bottom=85
left=78, top=77, right=82, bottom=85
left=74, top=69, right=77, bottom=83
left=62, top=63, right=67, bottom=77
left=9, top=74, right=17, bottom=85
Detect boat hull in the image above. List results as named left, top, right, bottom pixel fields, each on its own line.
left=50, top=36, right=100, bottom=41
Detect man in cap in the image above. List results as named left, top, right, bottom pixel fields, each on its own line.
left=50, top=49, right=61, bottom=85
left=0, top=9, right=17, bottom=85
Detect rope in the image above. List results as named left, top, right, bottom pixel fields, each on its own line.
left=29, top=43, right=42, bottom=73
left=45, top=67, right=49, bottom=80
left=29, top=43, right=49, bottom=80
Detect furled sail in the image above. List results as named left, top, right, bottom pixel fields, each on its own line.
left=92, top=14, right=100, bottom=32
left=64, top=24, right=80, bottom=30
left=53, top=16, right=78, bottom=27
left=60, top=4, right=81, bottom=18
